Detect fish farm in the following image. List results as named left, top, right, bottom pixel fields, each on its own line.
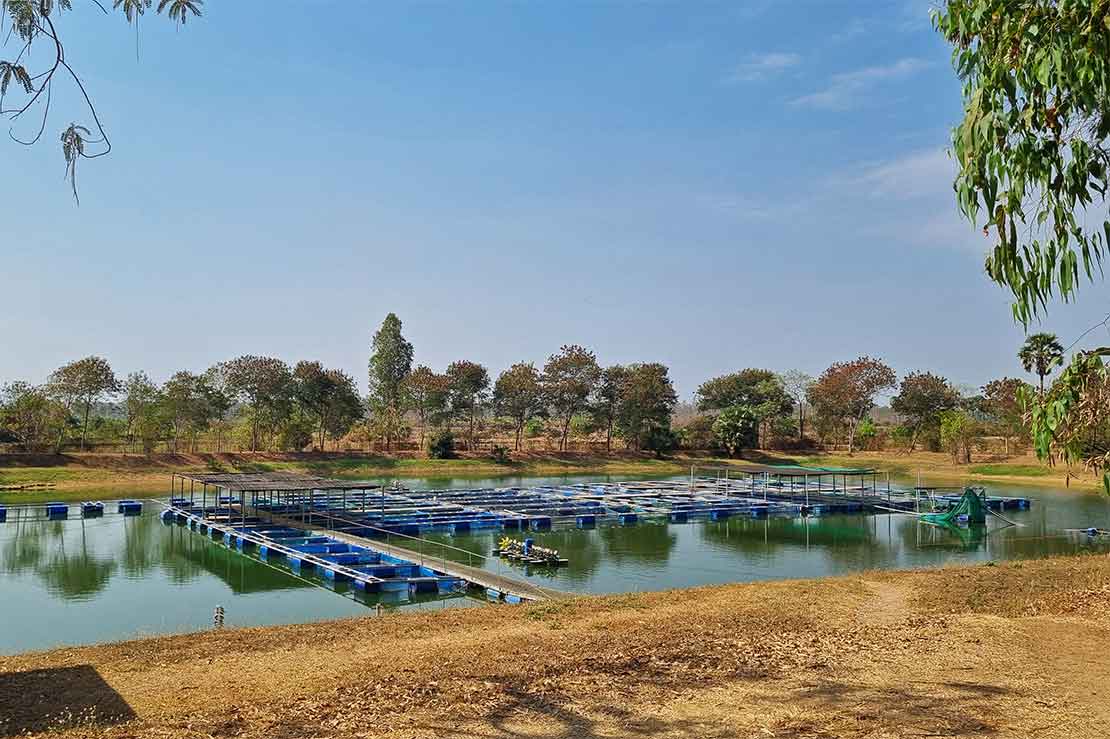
left=160, top=467, right=1033, bottom=603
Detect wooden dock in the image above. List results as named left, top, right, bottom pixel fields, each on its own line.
left=260, top=508, right=566, bottom=602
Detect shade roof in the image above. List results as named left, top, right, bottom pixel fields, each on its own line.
left=718, top=463, right=878, bottom=476
left=173, top=472, right=382, bottom=492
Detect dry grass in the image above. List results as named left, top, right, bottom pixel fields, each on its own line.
left=3, top=554, right=1110, bottom=738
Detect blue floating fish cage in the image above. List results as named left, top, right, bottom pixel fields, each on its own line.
left=81, top=501, right=105, bottom=518
left=46, top=502, right=69, bottom=520
left=159, top=509, right=175, bottom=523
left=117, top=500, right=143, bottom=516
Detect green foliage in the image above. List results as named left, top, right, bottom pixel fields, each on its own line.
left=446, top=360, right=490, bottom=450
left=712, top=405, right=759, bottom=456
left=890, top=371, right=960, bottom=449
left=524, top=417, right=546, bottom=438
left=591, top=365, right=628, bottom=452
left=293, top=361, right=362, bottom=450
left=935, top=1, right=1110, bottom=324
left=1022, top=347, right=1110, bottom=489
left=0, top=381, right=70, bottom=452
left=982, top=376, right=1034, bottom=443
left=940, top=409, right=982, bottom=464
left=641, top=426, right=678, bottom=457
left=493, top=362, right=544, bottom=450
left=220, top=355, right=293, bottom=451
left=47, top=356, right=120, bottom=451
left=1018, top=332, right=1065, bottom=392
left=368, top=313, right=414, bottom=416
left=541, top=345, right=601, bottom=451
left=426, top=429, right=455, bottom=459
left=490, top=444, right=511, bottom=463
left=677, top=414, right=717, bottom=450
left=614, top=363, right=678, bottom=451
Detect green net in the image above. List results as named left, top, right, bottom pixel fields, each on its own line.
left=921, top=488, right=987, bottom=525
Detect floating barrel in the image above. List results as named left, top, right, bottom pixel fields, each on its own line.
left=485, top=587, right=503, bottom=601
left=117, top=500, right=143, bottom=516
left=576, top=514, right=596, bottom=528
left=669, top=511, right=688, bottom=523
left=46, top=502, right=69, bottom=520
left=160, top=509, right=175, bottom=523
left=618, top=513, right=638, bottom=525
left=0, top=507, right=6, bottom=523
left=709, top=509, right=731, bottom=521
left=81, top=502, right=105, bottom=518
left=529, top=516, right=552, bottom=530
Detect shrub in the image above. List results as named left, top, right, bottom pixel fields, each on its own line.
left=427, top=430, right=455, bottom=459
left=490, top=444, right=511, bottom=463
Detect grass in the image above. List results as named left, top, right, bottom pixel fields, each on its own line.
left=969, top=463, right=1052, bottom=477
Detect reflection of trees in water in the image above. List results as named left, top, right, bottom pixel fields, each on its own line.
left=164, top=524, right=309, bottom=594
left=596, top=522, right=676, bottom=565
left=701, top=516, right=877, bottom=555
left=2, top=519, right=46, bottom=575
left=40, top=549, right=118, bottom=599
left=120, top=513, right=159, bottom=577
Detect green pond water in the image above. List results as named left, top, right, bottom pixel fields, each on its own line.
left=3, top=474, right=1110, bottom=655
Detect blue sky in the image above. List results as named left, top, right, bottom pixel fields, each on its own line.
left=2, top=0, right=1108, bottom=400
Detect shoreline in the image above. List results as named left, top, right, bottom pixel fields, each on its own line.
left=3, top=552, right=1109, bottom=737
left=0, top=449, right=1102, bottom=503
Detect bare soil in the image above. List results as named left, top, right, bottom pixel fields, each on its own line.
left=3, top=553, right=1109, bottom=738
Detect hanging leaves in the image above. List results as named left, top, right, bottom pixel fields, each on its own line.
left=1, top=0, right=202, bottom=202
left=935, top=1, right=1110, bottom=325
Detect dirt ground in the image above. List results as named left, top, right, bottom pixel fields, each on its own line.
left=3, top=553, right=1110, bottom=738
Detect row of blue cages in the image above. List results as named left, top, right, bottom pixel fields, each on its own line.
left=163, top=508, right=464, bottom=595
left=0, top=500, right=143, bottom=522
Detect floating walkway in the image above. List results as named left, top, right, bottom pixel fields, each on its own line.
left=164, top=469, right=1032, bottom=602
left=0, top=499, right=143, bottom=523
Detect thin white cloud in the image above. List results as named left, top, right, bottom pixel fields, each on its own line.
left=857, top=148, right=954, bottom=199
left=725, top=52, right=801, bottom=83
left=790, top=58, right=931, bottom=110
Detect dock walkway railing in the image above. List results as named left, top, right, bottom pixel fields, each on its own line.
left=256, top=506, right=566, bottom=602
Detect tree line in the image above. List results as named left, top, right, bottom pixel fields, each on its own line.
left=0, top=314, right=1054, bottom=461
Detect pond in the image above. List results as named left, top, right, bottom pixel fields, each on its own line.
left=2, top=474, right=1109, bottom=655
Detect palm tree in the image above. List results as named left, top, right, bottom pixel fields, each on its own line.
left=1018, top=332, right=1065, bottom=395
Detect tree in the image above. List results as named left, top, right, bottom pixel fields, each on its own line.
left=697, top=369, right=793, bottom=448
left=1018, top=332, right=1065, bottom=395
left=712, top=405, right=759, bottom=457
left=493, top=363, right=544, bottom=451
left=890, top=372, right=961, bottom=450
left=402, top=365, right=449, bottom=447
left=592, top=365, right=628, bottom=453
left=292, top=361, right=362, bottom=451
left=445, top=360, right=490, bottom=451
left=220, top=356, right=293, bottom=451
left=122, top=371, right=161, bottom=453
left=982, top=377, right=1033, bottom=454
left=806, top=357, right=896, bottom=454
left=201, top=364, right=234, bottom=453
left=541, top=345, right=601, bottom=451
left=0, top=382, right=68, bottom=452
left=614, top=363, right=678, bottom=451
left=936, top=3, right=1110, bottom=488
left=935, top=1, right=1110, bottom=325
left=368, top=313, right=414, bottom=449
left=162, top=371, right=215, bottom=453
left=779, top=370, right=814, bottom=441
left=940, top=409, right=981, bottom=465
left=1, top=0, right=203, bottom=202
left=47, top=356, right=120, bottom=451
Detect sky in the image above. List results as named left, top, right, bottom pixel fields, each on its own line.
left=2, top=0, right=1109, bottom=401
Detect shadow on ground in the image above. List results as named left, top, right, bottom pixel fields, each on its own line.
left=0, top=665, right=135, bottom=736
